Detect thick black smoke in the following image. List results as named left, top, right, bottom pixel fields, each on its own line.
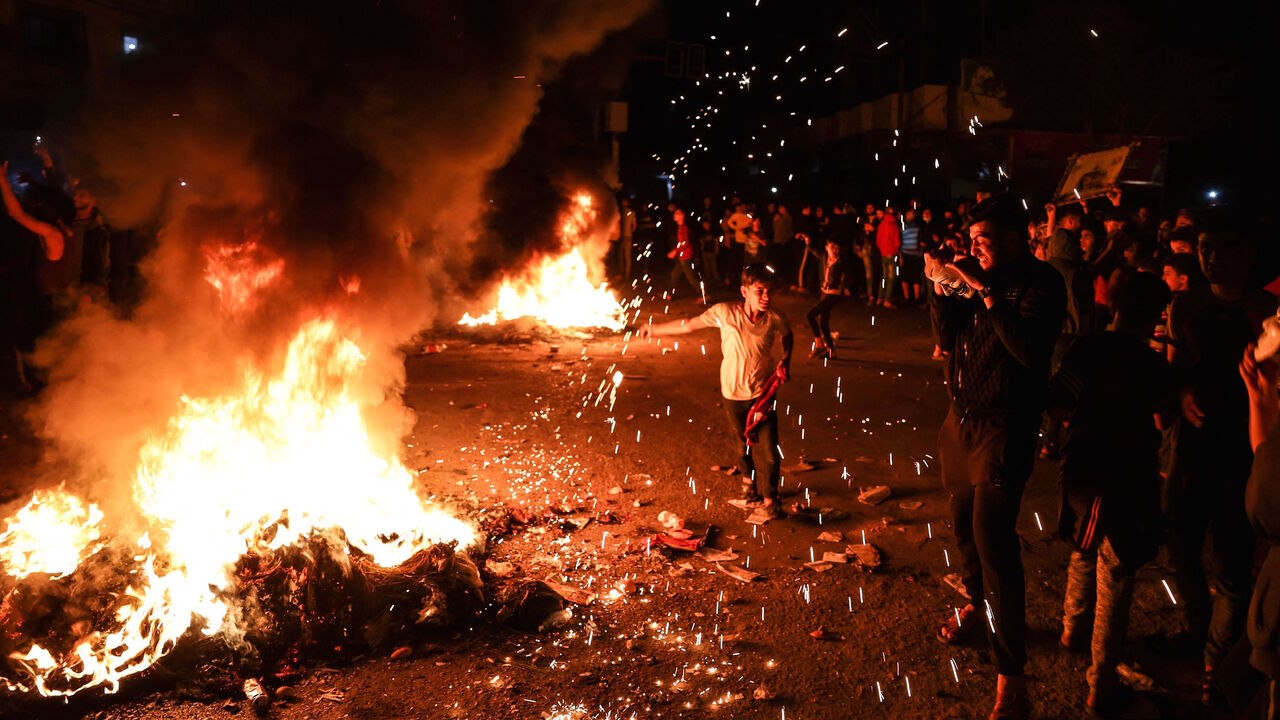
left=28, top=0, right=654, bottom=509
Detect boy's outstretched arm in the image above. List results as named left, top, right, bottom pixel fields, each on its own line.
left=637, top=315, right=709, bottom=340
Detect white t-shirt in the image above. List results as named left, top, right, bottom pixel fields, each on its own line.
left=727, top=212, right=753, bottom=245
left=698, top=302, right=791, bottom=401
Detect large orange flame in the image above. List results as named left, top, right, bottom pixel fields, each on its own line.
left=460, top=194, right=629, bottom=330
left=1, top=319, right=476, bottom=697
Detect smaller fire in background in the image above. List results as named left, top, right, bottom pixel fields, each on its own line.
left=460, top=193, right=631, bottom=330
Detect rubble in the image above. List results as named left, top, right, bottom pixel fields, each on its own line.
left=696, top=546, right=739, bottom=562
left=716, top=563, right=761, bottom=583
left=495, top=580, right=570, bottom=632
left=943, top=572, right=971, bottom=599
left=846, top=544, right=882, bottom=571
left=390, top=646, right=413, bottom=660
left=816, top=531, right=844, bottom=543
left=657, top=510, right=685, bottom=531
left=485, top=560, right=516, bottom=578
left=857, top=485, right=892, bottom=505
left=809, top=626, right=843, bottom=641
left=786, top=505, right=848, bottom=524
left=242, top=679, right=269, bottom=713
left=543, top=579, right=597, bottom=606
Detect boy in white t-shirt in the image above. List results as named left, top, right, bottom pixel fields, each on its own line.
left=639, top=263, right=794, bottom=516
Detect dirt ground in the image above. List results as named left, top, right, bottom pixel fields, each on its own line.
left=0, top=288, right=1241, bottom=719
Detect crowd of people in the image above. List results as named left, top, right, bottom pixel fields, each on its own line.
left=628, top=189, right=1280, bottom=719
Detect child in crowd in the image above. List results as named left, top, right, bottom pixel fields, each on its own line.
left=806, top=238, right=845, bottom=359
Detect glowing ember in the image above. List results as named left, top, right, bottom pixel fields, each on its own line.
left=1, top=318, right=475, bottom=697
left=0, top=490, right=105, bottom=580
left=460, top=194, right=628, bottom=330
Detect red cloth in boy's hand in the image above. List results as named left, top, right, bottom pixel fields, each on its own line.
left=745, top=367, right=786, bottom=447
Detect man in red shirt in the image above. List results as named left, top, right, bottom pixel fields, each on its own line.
left=876, top=206, right=902, bottom=308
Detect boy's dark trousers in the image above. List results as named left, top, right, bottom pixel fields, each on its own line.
left=723, top=397, right=780, bottom=501
left=806, top=294, right=841, bottom=348
left=938, top=406, right=1037, bottom=676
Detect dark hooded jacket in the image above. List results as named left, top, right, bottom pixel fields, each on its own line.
left=1047, top=228, right=1096, bottom=337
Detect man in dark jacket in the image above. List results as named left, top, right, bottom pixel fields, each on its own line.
left=929, top=194, right=1067, bottom=720
left=1050, top=272, right=1176, bottom=713
left=1042, top=217, right=1097, bottom=458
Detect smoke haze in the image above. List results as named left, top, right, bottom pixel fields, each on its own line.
left=28, top=0, right=655, bottom=516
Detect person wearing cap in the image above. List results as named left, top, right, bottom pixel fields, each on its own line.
left=639, top=263, right=794, bottom=519
left=928, top=193, right=1066, bottom=720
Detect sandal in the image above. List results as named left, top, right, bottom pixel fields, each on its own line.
left=938, top=603, right=984, bottom=645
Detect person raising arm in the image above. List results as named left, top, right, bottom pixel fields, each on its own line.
left=1, top=161, right=65, bottom=262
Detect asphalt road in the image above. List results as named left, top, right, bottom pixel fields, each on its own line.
left=0, top=288, right=1223, bottom=719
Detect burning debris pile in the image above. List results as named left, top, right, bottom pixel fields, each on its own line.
left=1, top=320, right=479, bottom=698
left=460, top=194, right=637, bottom=331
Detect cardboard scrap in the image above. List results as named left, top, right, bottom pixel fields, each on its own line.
left=788, top=505, right=848, bottom=525
left=846, top=543, right=882, bottom=571
left=544, top=579, right=597, bottom=606
left=822, top=551, right=848, bottom=564
left=717, top=562, right=761, bottom=583
left=943, top=572, right=971, bottom=599
left=562, top=514, right=593, bottom=531
left=485, top=560, right=516, bottom=578
left=898, top=500, right=924, bottom=511
left=858, top=485, right=892, bottom=505
left=696, top=546, right=740, bottom=563
left=805, top=561, right=834, bottom=573
left=816, top=531, right=844, bottom=543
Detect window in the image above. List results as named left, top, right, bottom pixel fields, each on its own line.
left=123, top=35, right=139, bottom=54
